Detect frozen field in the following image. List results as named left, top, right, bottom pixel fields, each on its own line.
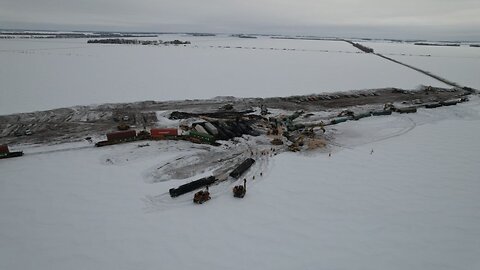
left=0, top=35, right=456, bottom=115
left=1, top=96, right=479, bottom=270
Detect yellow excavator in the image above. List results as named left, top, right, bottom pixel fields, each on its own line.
left=288, top=134, right=304, bottom=152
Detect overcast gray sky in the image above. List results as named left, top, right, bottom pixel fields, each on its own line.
left=1, top=0, right=479, bottom=40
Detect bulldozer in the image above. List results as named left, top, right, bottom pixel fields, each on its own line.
left=233, top=179, right=247, bottom=198
left=117, top=122, right=130, bottom=131
left=193, top=186, right=211, bottom=204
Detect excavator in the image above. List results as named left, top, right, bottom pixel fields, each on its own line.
left=288, top=134, right=304, bottom=152
left=193, top=186, right=211, bottom=204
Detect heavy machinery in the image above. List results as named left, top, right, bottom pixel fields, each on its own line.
left=288, top=134, right=304, bottom=152
left=233, top=179, right=247, bottom=198
left=193, top=186, right=211, bottom=204
left=117, top=122, right=130, bottom=130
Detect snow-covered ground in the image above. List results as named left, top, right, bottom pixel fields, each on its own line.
left=0, top=35, right=455, bottom=115
left=1, top=96, right=479, bottom=270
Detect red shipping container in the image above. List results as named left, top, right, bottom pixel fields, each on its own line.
left=150, top=128, right=178, bottom=138
left=0, top=144, right=9, bottom=154
left=106, top=130, right=136, bottom=141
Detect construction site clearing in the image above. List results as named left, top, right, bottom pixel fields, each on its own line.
left=0, top=86, right=477, bottom=203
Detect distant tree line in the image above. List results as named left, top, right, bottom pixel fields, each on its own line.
left=414, top=42, right=460, bottom=47
left=231, top=34, right=257, bottom=39
left=87, top=39, right=191, bottom=45
left=0, top=32, right=157, bottom=39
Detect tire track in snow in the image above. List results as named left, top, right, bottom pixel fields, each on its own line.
left=329, top=114, right=417, bottom=149
left=144, top=147, right=274, bottom=211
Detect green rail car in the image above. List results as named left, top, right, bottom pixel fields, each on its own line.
left=329, top=117, right=351, bottom=125
left=188, top=131, right=216, bottom=144
left=353, top=112, right=372, bottom=120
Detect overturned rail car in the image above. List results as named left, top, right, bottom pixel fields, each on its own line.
left=229, top=158, right=256, bottom=179
left=441, top=100, right=459, bottom=106
left=371, top=110, right=392, bottom=116
left=425, top=103, right=442, bottom=109
left=169, top=176, right=217, bottom=198
left=395, top=107, right=417, bottom=114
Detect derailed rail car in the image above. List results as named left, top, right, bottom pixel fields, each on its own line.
left=0, top=144, right=23, bottom=159
left=95, top=130, right=138, bottom=147
left=150, top=128, right=178, bottom=140
left=229, top=158, right=256, bottom=179
left=106, top=130, right=137, bottom=141
left=441, top=100, right=459, bottom=106
left=187, top=130, right=216, bottom=144
left=425, top=103, right=442, bottom=109
left=169, top=176, right=217, bottom=197
left=395, top=107, right=417, bottom=114
left=371, top=110, right=392, bottom=116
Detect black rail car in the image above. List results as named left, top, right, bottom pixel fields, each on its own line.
left=0, top=144, right=23, bottom=159
left=0, top=151, right=23, bottom=159
left=169, top=176, right=217, bottom=197
left=229, top=158, right=256, bottom=179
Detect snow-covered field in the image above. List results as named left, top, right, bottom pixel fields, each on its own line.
left=2, top=34, right=480, bottom=269
left=0, top=35, right=457, bottom=115
left=1, top=96, right=479, bottom=270
left=363, top=41, right=480, bottom=90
